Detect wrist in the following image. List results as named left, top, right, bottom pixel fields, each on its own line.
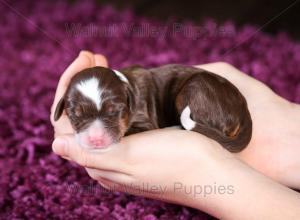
left=186, top=156, right=300, bottom=219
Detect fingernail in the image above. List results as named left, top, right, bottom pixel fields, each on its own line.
left=52, top=138, right=66, bottom=155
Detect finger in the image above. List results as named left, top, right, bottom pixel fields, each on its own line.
left=94, top=54, right=108, bottom=67
left=85, top=167, right=133, bottom=184
left=59, top=50, right=95, bottom=89
left=194, top=62, right=234, bottom=73
left=97, top=178, right=119, bottom=191
left=98, top=179, right=113, bottom=190
left=52, top=135, right=127, bottom=172
left=194, top=62, right=264, bottom=97
left=50, top=50, right=94, bottom=123
left=61, top=155, right=71, bottom=160
left=195, top=62, right=258, bottom=84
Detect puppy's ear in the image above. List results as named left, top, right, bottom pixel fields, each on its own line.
left=125, top=83, right=135, bottom=112
left=54, top=97, right=65, bottom=121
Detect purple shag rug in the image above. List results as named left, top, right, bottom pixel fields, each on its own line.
left=1, top=0, right=300, bottom=219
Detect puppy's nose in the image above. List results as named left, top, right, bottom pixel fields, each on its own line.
left=88, top=136, right=105, bottom=147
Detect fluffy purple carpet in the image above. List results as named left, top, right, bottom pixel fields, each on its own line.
left=1, top=0, right=300, bottom=219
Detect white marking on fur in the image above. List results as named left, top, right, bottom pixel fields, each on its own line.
left=113, top=69, right=129, bottom=83
left=89, top=119, right=104, bottom=130
left=180, top=106, right=196, bottom=130
left=76, top=77, right=102, bottom=109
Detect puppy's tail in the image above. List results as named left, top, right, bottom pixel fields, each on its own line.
left=191, top=115, right=252, bottom=153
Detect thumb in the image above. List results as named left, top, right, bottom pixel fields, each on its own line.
left=52, top=135, right=126, bottom=171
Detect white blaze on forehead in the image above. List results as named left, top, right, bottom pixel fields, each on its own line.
left=180, top=106, right=196, bottom=130
left=113, top=69, right=129, bottom=83
left=76, top=77, right=102, bottom=109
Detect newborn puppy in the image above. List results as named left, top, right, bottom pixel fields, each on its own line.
left=54, top=64, right=252, bottom=152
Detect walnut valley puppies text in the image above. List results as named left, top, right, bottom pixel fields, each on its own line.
left=66, top=182, right=235, bottom=198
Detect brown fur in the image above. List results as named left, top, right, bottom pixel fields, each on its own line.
left=54, top=64, right=252, bottom=152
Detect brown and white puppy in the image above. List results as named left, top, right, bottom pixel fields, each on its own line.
left=54, top=64, right=252, bottom=152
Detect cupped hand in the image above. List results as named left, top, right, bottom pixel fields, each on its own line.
left=51, top=125, right=300, bottom=219
left=51, top=54, right=300, bottom=196
left=52, top=126, right=237, bottom=210
left=50, top=56, right=300, bottom=218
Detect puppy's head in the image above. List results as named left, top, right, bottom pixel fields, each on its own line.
left=54, top=67, right=134, bottom=149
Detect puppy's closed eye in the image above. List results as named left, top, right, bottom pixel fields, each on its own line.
left=107, top=105, right=117, bottom=116
left=75, top=105, right=83, bottom=117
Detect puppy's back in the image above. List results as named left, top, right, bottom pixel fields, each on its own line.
left=174, top=67, right=252, bottom=152
left=122, top=64, right=252, bottom=152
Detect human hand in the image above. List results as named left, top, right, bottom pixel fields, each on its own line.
left=50, top=53, right=232, bottom=208
left=51, top=56, right=300, bottom=189
left=50, top=58, right=300, bottom=218
left=52, top=126, right=300, bottom=220
left=52, top=126, right=237, bottom=210
left=196, top=62, right=300, bottom=189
